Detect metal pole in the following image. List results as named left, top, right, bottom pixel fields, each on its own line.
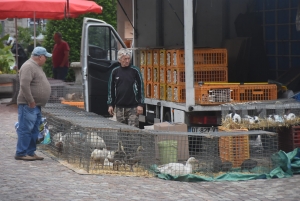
left=34, top=11, right=36, bottom=48
left=184, top=0, right=195, bottom=109
left=14, top=18, right=18, bottom=68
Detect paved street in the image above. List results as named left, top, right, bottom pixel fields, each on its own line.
left=0, top=98, right=299, bottom=201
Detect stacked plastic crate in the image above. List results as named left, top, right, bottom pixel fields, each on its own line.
left=166, top=48, right=229, bottom=103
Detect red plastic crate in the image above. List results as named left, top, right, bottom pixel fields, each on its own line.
left=278, top=126, right=300, bottom=152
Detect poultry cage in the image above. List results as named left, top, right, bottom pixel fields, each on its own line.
left=40, top=103, right=279, bottom=180
left=221, top=100, right=300, bottom=130
left=48, top=80, right=83, bottom=106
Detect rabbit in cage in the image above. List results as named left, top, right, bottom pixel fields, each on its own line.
left=283, top=109, right=296, bottom=121
left=267, top=114, right=284, bottom=123
left=243, top=108, right=263, bottom=124
left=225, top=106, right=241, bottom=123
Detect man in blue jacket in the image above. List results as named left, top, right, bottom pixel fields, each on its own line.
left=107, top=48, right=145, bottom=128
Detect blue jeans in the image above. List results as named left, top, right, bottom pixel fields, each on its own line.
left=16, top=104, right=41, bottom=156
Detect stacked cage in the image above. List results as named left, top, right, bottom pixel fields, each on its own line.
left=220, top=100, right=300, bottom=131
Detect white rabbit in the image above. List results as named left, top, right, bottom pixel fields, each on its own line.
left=225, top=106, right=241, bottom=123
left=283, top=109, right=296, bottom=121
left=267, top=114, right=284, bottom=123
left=243, top=108, right=262, bottom=124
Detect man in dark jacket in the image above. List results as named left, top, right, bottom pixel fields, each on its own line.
left=107, top=48, right=145, bottom=127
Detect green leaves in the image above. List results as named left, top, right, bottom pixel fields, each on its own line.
left=43, top=0, right=117, bottom=82
left=0, top=34, right=16, bottom=74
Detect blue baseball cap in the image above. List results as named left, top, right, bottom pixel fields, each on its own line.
left=32, top=46, right=52, bottom=57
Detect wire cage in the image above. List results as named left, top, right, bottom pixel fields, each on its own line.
left=40, top=104, right=278, bottom=180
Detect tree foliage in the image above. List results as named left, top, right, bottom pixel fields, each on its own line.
left=0, top=34, right=16, bottom=74
left=43, top=0, right=117, bottom=81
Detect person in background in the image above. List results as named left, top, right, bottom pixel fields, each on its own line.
left=52, top=32, right=70, bottom=81
left=107, top=48, right=145, bottom=128
left=15, top=47, right=52, bottom=161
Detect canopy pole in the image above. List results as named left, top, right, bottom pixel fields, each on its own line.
left=34, top=11, right=36, bottom=48
left=14, top=18, right=18, bottom=68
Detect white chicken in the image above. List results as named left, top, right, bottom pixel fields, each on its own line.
left=157, top=157, right=199, bottom=176
left=90, top=148, right=109, bottom=169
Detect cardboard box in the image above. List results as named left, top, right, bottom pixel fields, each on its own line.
left=154, top=122, right=189, bottom=162
left=154, top=122, right=187, bottom=132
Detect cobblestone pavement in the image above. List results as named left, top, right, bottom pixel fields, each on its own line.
left=0, top=98, right=299, bottom=201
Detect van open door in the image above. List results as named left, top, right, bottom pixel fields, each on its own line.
left=81, top=17, right=126, bottom=116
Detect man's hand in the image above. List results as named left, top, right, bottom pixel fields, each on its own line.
left=108, top=106, right=114, bottom=116
left=28, top=102, right=36, bottom=108
left=137, top=106, right=143, bottom=115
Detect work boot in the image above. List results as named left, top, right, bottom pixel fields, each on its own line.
left=31, top=154, right=44, bottom=160
left=14, top=155, right=36, bottom=161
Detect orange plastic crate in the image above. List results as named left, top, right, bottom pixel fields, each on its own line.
left=166, top=48, right=228, bottom=68
left=194, top=67, right=228, bottom=82
left=140, top=66, right=147, bottom=83
left=140, top=50, right=147, bottom=67
left=146, top=66, right=152, bottom=82
left=146, top=50, right=153, bottom=67
left=166, top=50, right=173, bottom=67
left=195, top=84, right=239, bottom=105
left=166, top=85, right=186, bottom=103
left=219, top=135, right=250, bottom=167
left=160, top=84, right=167, bottom=100
left=153, top=67, right=160, bottom=83
left=159, top=49, right=167, bottom=67
left=146, top=82, right=152, bottom=98
left=159, top=67, right=167, bottom=84
left=166, top=67, right=173, bottom=84
left=61, top=101, right=84, bottom=109
left=153, top=49, right=160, bottom=67
left=239, top=84, right=277, bottom=102
left=152, top=83, right=160, bottom=99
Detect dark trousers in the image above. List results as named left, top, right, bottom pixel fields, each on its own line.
left=53, top=67, right=68, bottom=81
